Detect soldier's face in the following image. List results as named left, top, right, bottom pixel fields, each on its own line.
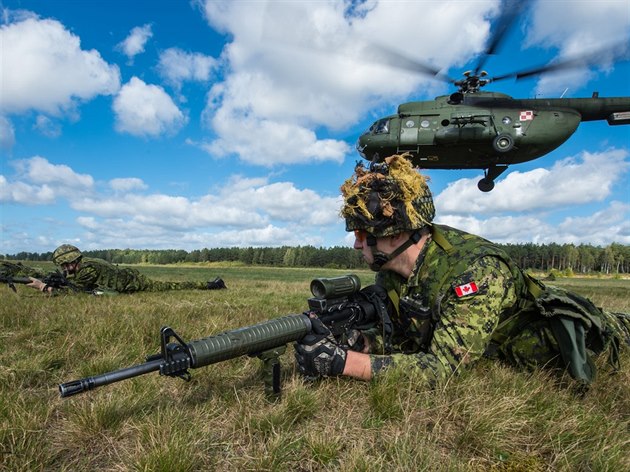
left=353, top=230, right=372, bottom=262
left=353, top=231, right=398, bottom=268
left=61, top=262, right=79, bottom=274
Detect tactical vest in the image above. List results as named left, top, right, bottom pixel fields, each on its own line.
left=378, top=224, right=613, bottom=384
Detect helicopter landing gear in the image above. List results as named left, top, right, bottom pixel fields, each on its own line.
left=492, top=133, right=514, bottom=153
left=478, top=164, right=509, bottom=192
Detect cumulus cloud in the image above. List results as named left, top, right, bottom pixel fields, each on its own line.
left=435, top=148, right=629, bottom=214
left=435, top=200, right=630, bottom=245
left=199, top=106, right=350, bottom=165
left=196, top=0, right=497, bottom=165
left=157, top=47, right=217, bottom=88
left=71, top=174, right=339, bottom=230
left=1, top=156, right=341, bottom=248
left=0, top=156, right=93, bottom=204
left=524, top=1, right=630, bottom=96
left=0, top=16, right=120, bottom=115
left=113, top=77, right=187, bottom=137
left=117, top=24, right=153, bottom=61
left=20, top=156, right=93, bottom=188
left=555, top=201, right=630, bottom=245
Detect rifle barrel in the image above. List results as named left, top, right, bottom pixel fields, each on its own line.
left=59, top=358, right=163, bottom=397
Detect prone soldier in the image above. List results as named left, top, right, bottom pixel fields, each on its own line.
left=294, top=154, right=629, bottom=387
left=24, top=245, right=227, bottom=295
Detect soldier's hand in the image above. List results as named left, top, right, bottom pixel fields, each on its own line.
left=26, top=277, right=47, bottom=292
left=294, top=316, right=347, bottom=377
left=344, top=329, right=370, bottom=353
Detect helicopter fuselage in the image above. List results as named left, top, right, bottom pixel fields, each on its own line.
left=357, top=92, right=630, bottom=170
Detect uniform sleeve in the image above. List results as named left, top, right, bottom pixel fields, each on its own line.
left=369, top=256, right=518, bottom=386
left=70, top=265, right=100, bottom=291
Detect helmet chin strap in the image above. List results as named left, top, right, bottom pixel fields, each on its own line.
left=367, top=231, right=422, bottom=272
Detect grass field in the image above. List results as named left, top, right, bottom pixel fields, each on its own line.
left=1, top=265, right=628, bottom=471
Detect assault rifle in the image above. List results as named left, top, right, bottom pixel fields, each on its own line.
left=59, top=275, right=387, bottom=400
left=0, top=270, right=78, bottom=293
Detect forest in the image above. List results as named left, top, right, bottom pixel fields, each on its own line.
left=4, top=241, right=630, bottom=275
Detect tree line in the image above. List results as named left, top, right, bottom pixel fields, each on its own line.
left=4, top=242, right=630, bottom=274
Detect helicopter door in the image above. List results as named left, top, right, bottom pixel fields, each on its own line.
left=398, top=116, right=437, bottom=149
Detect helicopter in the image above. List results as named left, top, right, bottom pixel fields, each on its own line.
left=356, top=2, right=630, bottom=192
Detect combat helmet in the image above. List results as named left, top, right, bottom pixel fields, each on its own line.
left=52, top=244, right=82, bottom=265
left=340, top=154, right=435, bottom=271
left=340, top=153, right=435, bottom=238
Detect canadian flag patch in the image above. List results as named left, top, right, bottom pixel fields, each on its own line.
left=519, top=110, right=534, bottom=121
left=454, top=282, right=478, bottom=297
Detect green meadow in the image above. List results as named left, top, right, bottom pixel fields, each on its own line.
left=1, top=264, right=628, bottom=471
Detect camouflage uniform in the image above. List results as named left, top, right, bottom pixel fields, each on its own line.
left=295, top=154, right=628, bottom=385
left=67, top=257, right=209, bottom=294
left=367, top=224, right=629, bottom=386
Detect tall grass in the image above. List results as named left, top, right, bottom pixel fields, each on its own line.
left=1, top=267, right=628, bottom=471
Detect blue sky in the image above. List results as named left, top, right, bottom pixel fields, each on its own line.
left=1, top=0, right=629, bottom=255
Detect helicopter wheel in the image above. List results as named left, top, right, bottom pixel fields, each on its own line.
left=477, top=178, right=495, bottom=192
left=492, top=134, right=514, bottom=153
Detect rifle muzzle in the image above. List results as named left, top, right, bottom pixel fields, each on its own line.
left=59, top=379, right=93, bottom=397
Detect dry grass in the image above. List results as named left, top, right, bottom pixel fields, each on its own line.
left=1, top=267, right=628, bottom=471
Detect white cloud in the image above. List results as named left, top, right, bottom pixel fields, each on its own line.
left=113, top=77, right=187, bottom=137
left=1, top=156, right=340, bottom=247
left=73, top=220, right=324, bottom=250
left=0, top=175, right=57, bottom=205
left=33, top=115, right=62, bottom=138
left=556, top=201, right=630, bottom=245
left=201, top=103, right=350, bottom=165
left=435, top=148, right=629, bottom=214
left=71, top=176, right=340, bottom=230
left=19, top=156, right=93, bottom=188
left=109, top=178, right=148, bottom=193
left=435, top=213, right=551, bottom=244
left=0, top=116, right=15, bottom=149
left=157, top=47, right=217, bottom=87
left=1, top=156, right=94, bottom=204
left=525, top=2, right=630, bottom=96
left=0, top=16, right=120, bottom=115
left=197, top=0, right=498, bottom=165
left=117, top=24, right=153, bottom=60
left=435, top=201, right=630, bottom=245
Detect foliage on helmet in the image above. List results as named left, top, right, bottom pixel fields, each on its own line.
left=340, top=154, right=435, bottom=237
left=52, top=244, right=82, bottom=265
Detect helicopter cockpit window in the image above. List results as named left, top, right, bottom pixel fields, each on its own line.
left=370, top=118, right=390, bottom=134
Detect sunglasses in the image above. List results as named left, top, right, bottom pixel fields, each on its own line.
left=354, top=230, right=367, bottom=242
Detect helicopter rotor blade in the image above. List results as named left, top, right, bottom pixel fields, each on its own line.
left=490, top=39, right=630, bottom=82
left=473, top=0, right=532, bottom=75
left=367, top=44, right=456, bottom=83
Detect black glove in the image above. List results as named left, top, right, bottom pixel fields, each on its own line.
left=294, top=316, right=347, bottom=377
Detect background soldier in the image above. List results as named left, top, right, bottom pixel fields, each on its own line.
left=295, top=154, right=629, bottom=387
left=26, top=244, right=226, bottom=294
